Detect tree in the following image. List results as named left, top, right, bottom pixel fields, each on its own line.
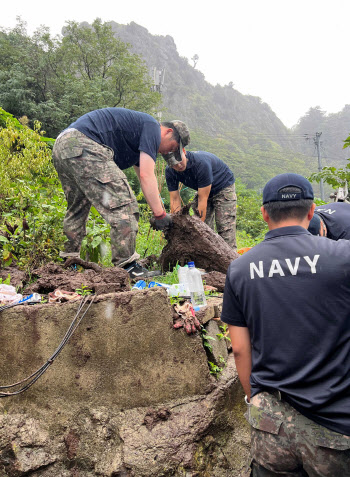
left=191, top=54, right=199, bottom=68
left=0, top=18, right=161, bottom=137
left=309, top=133, right=350, bottom=193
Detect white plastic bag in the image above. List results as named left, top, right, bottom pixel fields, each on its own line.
left=0, top=284, right=22, bottom=304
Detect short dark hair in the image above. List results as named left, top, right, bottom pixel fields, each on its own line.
left=161, top=121, right=180, bottom=143
left=263, top=187, right=313, bottom=222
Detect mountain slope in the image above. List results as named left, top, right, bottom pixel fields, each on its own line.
left=106, top=21, right=321, bottom=190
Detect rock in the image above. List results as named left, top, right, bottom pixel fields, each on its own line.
left=0, top=290, right=250, bottom=476
left=160, top=212, right=239, bottom=274
left=203, top=270, right=227, bottom=292
left=205, top=320, right=229, bottom=367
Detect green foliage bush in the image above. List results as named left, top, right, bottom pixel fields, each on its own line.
left=0, top=18, right=161, bottom=137
left=0, top=109, right=56, bottom=197
left=309, top=133, right=350, bottom=197
left=0, top=103, right=270, bottom=271
left=236, top=179, right=267, bottom=240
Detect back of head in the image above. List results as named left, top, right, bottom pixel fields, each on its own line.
left=308, top=213, right=321, bottom=235
left=263, top=173, right=314, bottom=223
left=161, top=120, right=190, bottom=166
left=161, top=120, right=190, bottom=147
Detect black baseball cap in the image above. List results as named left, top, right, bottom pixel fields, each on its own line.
left=263, top=173, right=314, bottom=205
left=308, top=213, right=321, bottom=235
left=162, top=140, right=184, bottom=166
left=162, top=120, right=189, bottom=166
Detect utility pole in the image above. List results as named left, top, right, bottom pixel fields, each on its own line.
left=304, top=132, right=325, bottom=201
left=151, top=67, right=165, bottom=121
left=314, top=132, right=325, bottom=201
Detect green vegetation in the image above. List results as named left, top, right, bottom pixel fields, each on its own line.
left=0, top=18, right=161, bottom=137
left=76, top=284, right=93, bottom=296
left=200, top=328, right=216, bottom=353
left=208, top=358, right=226, bottom=378
left=0, top=274, right=11, bottom=285
left=0, top=105, right=267, bottom=271
left=309, top=133, right=350, bottom=193
left=216, top=324, right=231, bottom=343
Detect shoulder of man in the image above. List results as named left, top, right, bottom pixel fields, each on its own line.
left=165, top=165, right=175, bottom=178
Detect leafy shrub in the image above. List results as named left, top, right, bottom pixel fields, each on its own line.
left=236, top=179, right=267, bottom=239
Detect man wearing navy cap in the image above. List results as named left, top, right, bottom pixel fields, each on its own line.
left=308, top=201, right=350, bottom=240
left=164, top=148, right=237, bottom=249
left=221, top=173, right=350, bottom=476
left=53, top=108, right=190, bottom=278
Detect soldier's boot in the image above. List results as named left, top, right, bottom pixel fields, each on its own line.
left=123, top=261, right=161, bottom=280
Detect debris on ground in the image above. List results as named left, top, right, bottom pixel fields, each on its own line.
left=0, top=261, right=130, bottom=297
left=159, top=207, right=239, bottom=274
left=202, top=271, right=227, bottom=292
left=0, top=284, right=22, bottom=305
left=48, top=289, right=82, bottom=303
left=203, top=284, right=217, bottom=292
left=0, top=207, right=241, bottom=303
left=173, top=301, right=202, bottom=335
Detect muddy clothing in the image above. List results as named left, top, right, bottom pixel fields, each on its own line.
left=222, top=226, right=350, bottom=436
left=191, top=184, right=237, bottom=249
left=247, top=392, right=350, bottom=476
left=166, top=151, right=236, bottom=248
left=53, top=109, right=162, bottom=266
left=314, top=202, right=350, bottom=240
left=53, top=129, right=140, bottom=267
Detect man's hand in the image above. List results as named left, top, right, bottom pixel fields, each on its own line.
left=150, top=212, right=172, bottom=231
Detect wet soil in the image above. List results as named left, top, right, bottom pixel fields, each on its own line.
left=0, top=260, right=130, bottom=296
left=0, top=211, right=238, bottom=296
left=161, top=208, right=239, bottom=273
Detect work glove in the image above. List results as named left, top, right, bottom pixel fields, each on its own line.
left=150, top=212, right=172, bottom=231
left=173, top=302, right=201, bottom=335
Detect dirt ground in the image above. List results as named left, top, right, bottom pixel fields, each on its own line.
left=160, top=210, right=239, bottom=273
left=0, top=260, right=131, bottom=298
left=0, top=212, right=237, bottom=297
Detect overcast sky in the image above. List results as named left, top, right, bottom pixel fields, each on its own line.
left=1, top=0, right=348, bottom=128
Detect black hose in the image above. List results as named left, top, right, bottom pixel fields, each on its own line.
left=0, top=294, right=96, bottom=397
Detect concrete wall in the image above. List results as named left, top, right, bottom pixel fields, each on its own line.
left=0, top=288, right=250, bottom=476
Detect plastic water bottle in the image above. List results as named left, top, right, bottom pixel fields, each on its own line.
left=178, top=265, right=190, bottom=296
left=187, top=261, right=207, bottom=307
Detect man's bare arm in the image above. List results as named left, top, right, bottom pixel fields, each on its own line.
left=197, top=185, right=212, bottom=221
left=133, top=164, right=141, bottom=181
left=228, top=325, right=252, bottom=401
left=138, top=152, right=163, bottom=216
left=169, top=190, right=182, bottom=214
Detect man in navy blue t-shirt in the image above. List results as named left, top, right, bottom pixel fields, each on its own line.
left=52, top=108, right=190, bottom=278
left=165, top=149, right=237, bottom=249
left=221, top=173, right=350, bottom=476
left=308, top=201, right=350, bottom=240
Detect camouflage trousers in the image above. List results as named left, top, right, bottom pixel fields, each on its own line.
left=245, top=391, right=350, bottom=477
left=52, top=129, right=140, bottom=267
left=192, top=183, right=237, bottom=249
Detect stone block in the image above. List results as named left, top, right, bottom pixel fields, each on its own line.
left=0, top=288, right=212, bottom=410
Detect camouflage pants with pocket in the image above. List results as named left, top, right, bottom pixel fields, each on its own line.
left=246, top=391, right=350, bottom=477
left=192, top=183, right=237, bottom=249
left=52, top=129, right=140, bottom=267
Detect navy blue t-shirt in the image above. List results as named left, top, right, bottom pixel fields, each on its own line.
left=68, top=108, right=161, bottom=170
left=221, top=226, right=350, bottom=436
left=165, top=151, right=234, bottom=198
left=315, top=202, right=350, bottom=240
